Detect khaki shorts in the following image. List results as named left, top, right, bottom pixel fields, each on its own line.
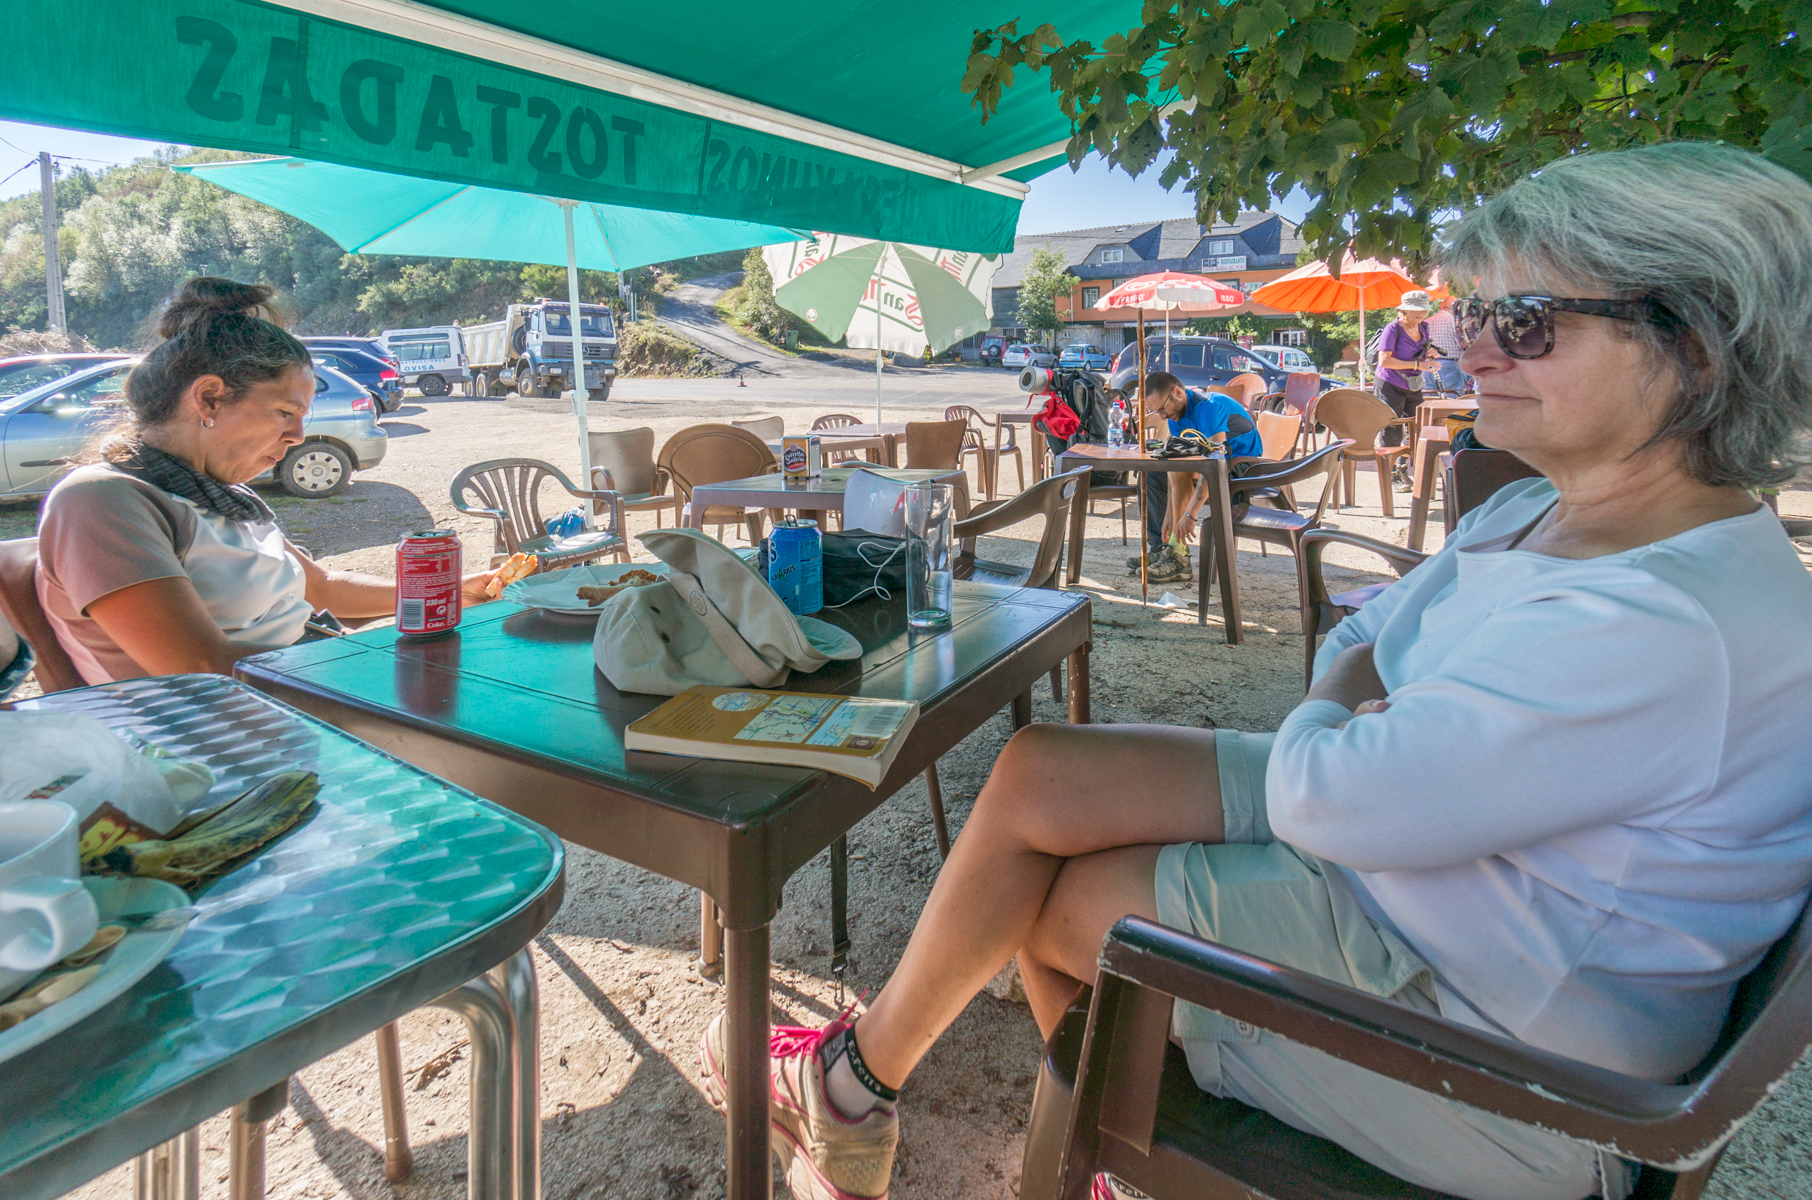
left=1150, top=728, right=1630, bottom=1200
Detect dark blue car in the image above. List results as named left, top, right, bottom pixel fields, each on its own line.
left=302, top=340, right=402, bottom=413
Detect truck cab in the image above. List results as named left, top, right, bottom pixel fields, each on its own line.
left=465, top=299, right=619, bottom=400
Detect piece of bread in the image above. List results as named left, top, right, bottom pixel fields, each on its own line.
left=579, top=569, right=663, bottom=606
left=486, top=552, right=540, bottom=598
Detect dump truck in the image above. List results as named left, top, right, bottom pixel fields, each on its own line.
left=463, top=300, right=618, bottom=400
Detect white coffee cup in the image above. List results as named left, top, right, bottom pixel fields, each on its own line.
left=0, top=800, right=101, bottom=1001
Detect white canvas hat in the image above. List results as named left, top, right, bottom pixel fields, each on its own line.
left=1397, top=289, right=1433, bottom=312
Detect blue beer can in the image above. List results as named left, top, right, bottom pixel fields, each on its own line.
left=768, top=519, right=823, bottom=615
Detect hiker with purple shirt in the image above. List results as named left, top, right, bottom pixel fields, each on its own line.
left=1374, top=288, right=1434, bottom=489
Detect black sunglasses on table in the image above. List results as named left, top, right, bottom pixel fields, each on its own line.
left=1454, top=295, right=1657, bottom=360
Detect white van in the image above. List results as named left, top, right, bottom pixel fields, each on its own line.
left=381, top=326, right=471, bottom=396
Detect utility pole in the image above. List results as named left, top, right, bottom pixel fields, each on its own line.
left=39, top=153, right=66, bottom=333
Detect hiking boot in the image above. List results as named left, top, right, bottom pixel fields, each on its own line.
left=1126, top=548, right=1165, bottom=571
left=1391, top=465, right=1414, bottom=493
left=1145, top=548, right=1192, bottom=584
left=700, top=1012, right=898, bottom=1200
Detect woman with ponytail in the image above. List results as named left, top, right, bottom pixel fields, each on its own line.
left=36, top=278, right=495, bottom=684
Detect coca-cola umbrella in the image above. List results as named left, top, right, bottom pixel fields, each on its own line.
left=1098, top=272, right=1244, bottom=604
left=1251, top=254, right=1417, bottom=385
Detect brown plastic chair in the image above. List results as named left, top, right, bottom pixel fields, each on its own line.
left=1198, top=442, right=1352, bottom=632
left=905, top=419, right=970, bottom=471
left=0, top=538, right=85, bottom=693
left=1022, top=907, right=1812, bottom=1200
left=1297, top=528, right=1428, bottom=689
left=657, top=424, right=781, bottom=544
left=1308, top=388, right=1415, bottom=517
left=946, top=404, right=1026, bottom=500
left=1440, top=449, right=1545, bottom=535
left=1220, top=372, right=1270, bottom=410
left=587, top=426, right=682, bottom=527
left=1252, top=411, right=1303, bottom=464
left=730, top=414, right=785, bottom=442
left=914, top=466, right=1090, bottom=858
left=812, top=413, right=870, bottom=464
left=450, top=458, right=628, bottom=568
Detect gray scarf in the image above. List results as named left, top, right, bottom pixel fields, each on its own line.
left=113, top=443, right=275, bottom=524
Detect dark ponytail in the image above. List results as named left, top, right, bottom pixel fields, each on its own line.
left=114, top=278, right=311, bottom=446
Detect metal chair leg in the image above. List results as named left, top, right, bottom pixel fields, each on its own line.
left=375, top=1021, right=415, bottom=1181
left=134, top=1127, right=200, bottom=1200
left=227, top=1079, right=290, bottom=1200
left=923, top=765, right=951, bottom=859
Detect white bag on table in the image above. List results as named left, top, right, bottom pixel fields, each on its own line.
left=0, top=712, right=213, bottom=854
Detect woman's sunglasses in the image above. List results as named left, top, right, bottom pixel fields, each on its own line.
left=1453, top=295, right=1654, bottom=360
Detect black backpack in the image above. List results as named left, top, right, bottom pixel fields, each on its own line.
left=1042, top=371, right=1125, bottom=486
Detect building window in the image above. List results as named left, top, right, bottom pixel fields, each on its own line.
left=1275, top=329, right=1308, bottom=346
left=1081, top=286, right=1100, bottom=308
left=1208, top=239, right=1235, bottom=255
left=1099, top=248, right=1125, bottom=263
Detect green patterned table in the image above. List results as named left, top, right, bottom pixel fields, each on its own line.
left=3, top=675, right=565, bottom=1200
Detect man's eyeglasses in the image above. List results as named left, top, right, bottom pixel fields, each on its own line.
left=1453, top=295, right=1656, bottom=360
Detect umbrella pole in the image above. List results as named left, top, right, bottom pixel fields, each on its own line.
left=1358, top=293, right=1367, bottom=389
left=561, top=201, right=596, bottom=532
left=873, top=256, right=885, bottom=427
left=1136, top=310, right=1148, bottom=607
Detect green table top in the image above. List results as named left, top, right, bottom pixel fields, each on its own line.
left=3, top=675, right=564, bottom=1200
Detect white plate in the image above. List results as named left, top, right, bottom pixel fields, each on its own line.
left=0, top=876, right=191, bottom=1064
left=503, top=561, right=669, bottom=616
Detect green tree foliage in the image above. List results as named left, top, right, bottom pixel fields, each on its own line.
left=964, top=2, right=1812, bottom=269
left=732, top=246, right=791, bottom=343
left=0, top=148, right=617, bottom=347
left=1016, top=245, right=1072, bottom=341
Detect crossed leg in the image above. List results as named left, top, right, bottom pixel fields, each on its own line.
left=855, top=721, right=1227, bottom=1087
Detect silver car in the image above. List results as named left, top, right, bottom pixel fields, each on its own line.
left=0, top=359, right=387, bottom=499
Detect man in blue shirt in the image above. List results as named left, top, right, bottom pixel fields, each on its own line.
left=1135, top=371, right=1265, bottom=582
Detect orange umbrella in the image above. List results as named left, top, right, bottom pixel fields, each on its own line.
left=1251, top=253, right=1416, bottom=384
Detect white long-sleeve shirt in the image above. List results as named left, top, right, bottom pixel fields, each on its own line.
left=1270, top=479, right=1812, bottom=1080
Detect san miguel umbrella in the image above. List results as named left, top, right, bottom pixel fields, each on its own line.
left=764, top=236, right=1001, bottom=423
left=1251, top=254, right=1416, bottom=386
left=179, top=156, right=801, bottom=525
left=1097, top=272, right=1244, bottom=605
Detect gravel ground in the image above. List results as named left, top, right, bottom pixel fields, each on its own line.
left=16, top=379, right=1812, bottom=1200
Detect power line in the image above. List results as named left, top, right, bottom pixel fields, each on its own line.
left=0, top=160, right=35, bottom=190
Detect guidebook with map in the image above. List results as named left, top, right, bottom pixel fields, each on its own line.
left=624, top=686, right=919, bottom=788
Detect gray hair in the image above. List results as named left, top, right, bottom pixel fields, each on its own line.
left=1439, top=143, right=1812, bottom=489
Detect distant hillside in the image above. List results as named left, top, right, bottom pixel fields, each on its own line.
left=0, top=147, right=741, bottom=349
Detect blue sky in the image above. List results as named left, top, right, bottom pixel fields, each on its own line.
left=0, top=118, right=1311, bottom=235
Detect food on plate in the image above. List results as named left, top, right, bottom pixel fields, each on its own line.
left=486, top=552, right=540, bottom=597
left=579, top=569, right=663, bottom=606
left=98, top=770, right=320, bottom=889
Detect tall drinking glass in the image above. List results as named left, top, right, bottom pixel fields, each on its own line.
left=905, top=481, right=954, bottom=629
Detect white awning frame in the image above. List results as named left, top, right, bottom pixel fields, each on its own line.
left=280, top=0, right=1036, bottom=195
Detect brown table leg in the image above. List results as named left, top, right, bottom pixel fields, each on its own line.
left=1012, top=689, right=1033, bottom=729
left=1207, top=460, right=1243, bottom=645
left=700, top=893, right=723, bottom=978
left=724, top=924, right=772, bottom=1200
left=1063, top=460, right=1089, bottom=586
left=1068, top=643, right=1091, bottom=724
left=883, top=433, right=899, bottom=468
left=1407, top=430, right=1447, bottom=552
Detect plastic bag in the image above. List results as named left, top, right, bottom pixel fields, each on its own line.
left=0, top=712, right=211, bottom=859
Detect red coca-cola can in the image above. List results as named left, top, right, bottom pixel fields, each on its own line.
left=396, top=529, right=462, bottom=637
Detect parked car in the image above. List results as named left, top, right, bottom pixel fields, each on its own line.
left=1246, top=344, right=1317, bottom=373
left=301, top=336, right=396, bottom=366
left=978, top=335, right=1006, bottom=367
left=1002, top=343, right=1056, bottom=369
left=382, top=325, right=471, bottom=396
left=0, top=354, right=130, bottom=399
left=1057, top=343, right=1113, bottom=371
left=1108, top=336, right=1289, bottom=399
left=0, top=359, right=386, bottom=500
left=305, top=346, right=403, bottom=413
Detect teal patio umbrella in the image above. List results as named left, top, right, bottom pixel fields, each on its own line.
left=180, top=156, right=802, bottom=522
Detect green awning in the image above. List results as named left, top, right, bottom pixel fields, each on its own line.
left=1, top=0, right=1135, bottom=252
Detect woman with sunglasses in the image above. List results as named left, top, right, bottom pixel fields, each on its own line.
left=699, top=143, right=1812, bottom=1200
